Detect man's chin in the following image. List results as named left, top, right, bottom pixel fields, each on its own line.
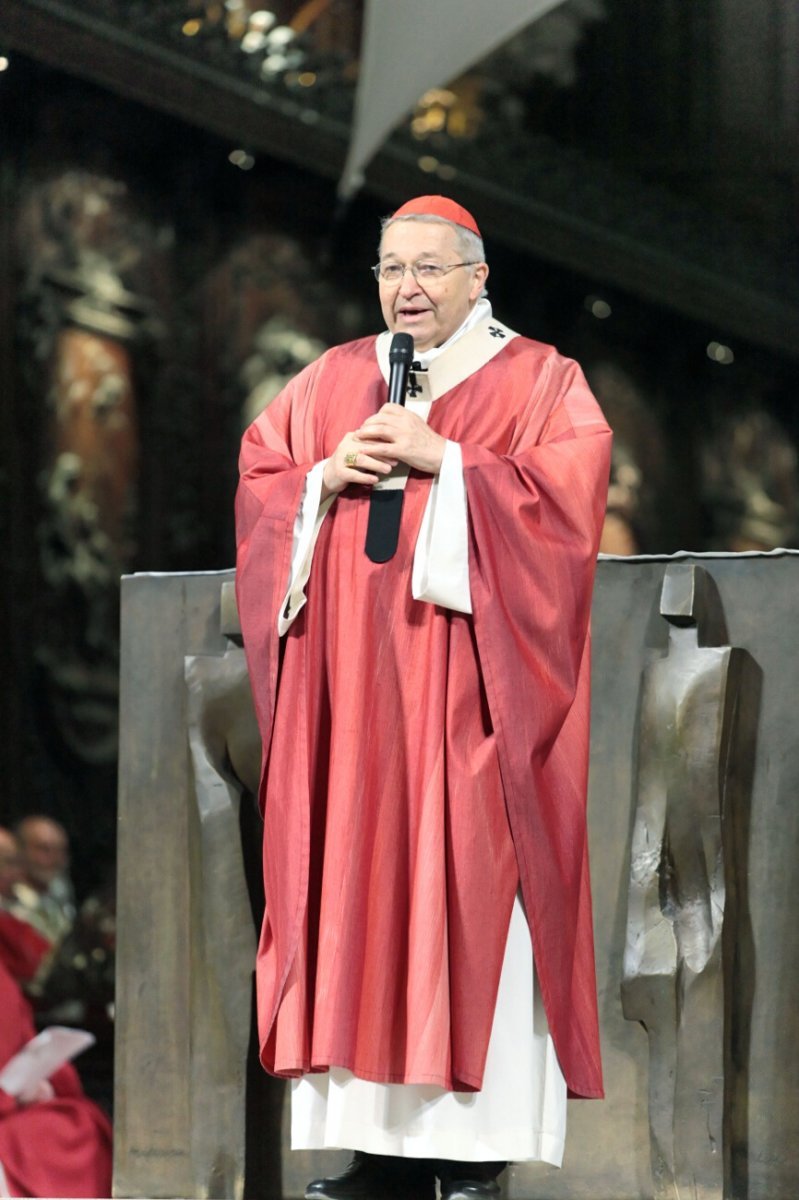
left=393, top=314, right=433, bottom=345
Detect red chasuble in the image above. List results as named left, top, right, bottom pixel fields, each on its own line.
left=236, top=318, right=611, bottom=1100
left=0, top=911, right=51, bottom=985
left=0, top=961, right=112, bottom=1198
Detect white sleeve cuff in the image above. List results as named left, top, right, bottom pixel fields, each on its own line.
left=278, top=461, right=335, bottom=635
left=412, top=440, right=472, bottom=614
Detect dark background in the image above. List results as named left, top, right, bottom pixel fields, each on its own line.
left=1, top=0, right=797, bottom=904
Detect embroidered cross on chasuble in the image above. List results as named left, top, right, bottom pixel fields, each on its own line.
left=368, top=314, right=517, bottom=498
left=407, top=368, right=423, bottom=398
left=364, top=319, right=516, bottom=563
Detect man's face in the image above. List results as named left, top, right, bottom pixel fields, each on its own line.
left=378, top=220, right=488, bottom=352
left=18, top=819, right=69, bottom=890
left=0, top=830, right=23, bottom=899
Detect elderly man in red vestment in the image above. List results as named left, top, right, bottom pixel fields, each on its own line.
left=236, top=195, right=611, bottom=1200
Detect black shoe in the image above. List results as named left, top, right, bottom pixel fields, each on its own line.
left=305, top=1151, right=436, bottom=1200
left=437, top=1160, right=507, bottom=1200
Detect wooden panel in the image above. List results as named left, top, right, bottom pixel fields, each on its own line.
left=115, top=556, right=799, bottom=1199
left=509, top=552, right=799, bottom=1199
left=115, top=569, right=255, bottom=1199
left=115, top=573, right=194, bottom=1196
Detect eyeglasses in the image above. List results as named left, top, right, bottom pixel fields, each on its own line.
left=371, top=260, right=480, bottom=284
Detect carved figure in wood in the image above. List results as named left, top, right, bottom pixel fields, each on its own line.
left=182, top=581, right=281, bottom=1200
left=700, top=408, right=798, bottom=551
left=622, top=563, right=743, bottom=1200
left=17, top=171, right=162, bottom=763
left=240, top=315, right=327, bottom=429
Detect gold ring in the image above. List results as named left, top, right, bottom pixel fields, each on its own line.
left=344, top=451, right=358, bottom=466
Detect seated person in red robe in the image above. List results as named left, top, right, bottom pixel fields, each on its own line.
left=0, top=959, right=112, bottom=1198
left=236, top=195, right=611, bottom=1200
left=0, top=828, right=52, bottom=988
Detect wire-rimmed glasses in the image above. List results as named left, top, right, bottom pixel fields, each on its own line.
left=371, top=260, right=480, bottom=284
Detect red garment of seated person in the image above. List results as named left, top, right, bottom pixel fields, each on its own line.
left=0, top=960, right=112, bottom=1198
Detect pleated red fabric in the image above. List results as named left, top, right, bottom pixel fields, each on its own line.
left=0, top=962, right=112, bottom=1198
left=236, top=332, right=611, bottom=1099
left=0, top=911, right=50, bottom=985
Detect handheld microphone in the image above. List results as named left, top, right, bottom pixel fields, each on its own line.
left=386, top=332, right=414, bottom=405
left=364, top=333, right=415, bottom=563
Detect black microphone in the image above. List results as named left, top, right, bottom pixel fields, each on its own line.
left=364, top=333, right=415, bottom=562
left=386, top=332, right=414, bottom=406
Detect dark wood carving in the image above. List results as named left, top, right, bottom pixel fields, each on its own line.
left=17, top=171, right=162, bottom=763
left=700, top=408, right=799, bottom=551
left=183, top=638, right=261, bottom=1199
left=38, top=326, right=138, bottom=762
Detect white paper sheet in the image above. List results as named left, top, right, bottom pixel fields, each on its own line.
left=0, top=1027, right=95, bottom=1097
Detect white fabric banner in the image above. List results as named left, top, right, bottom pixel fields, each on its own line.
left=339, top=0, right=568, bottom=197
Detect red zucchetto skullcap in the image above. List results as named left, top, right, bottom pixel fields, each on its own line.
left=391, top=195, right=481, bottom=237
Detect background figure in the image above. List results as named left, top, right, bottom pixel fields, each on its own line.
left=9, top=817, right=75, bottom=946
left=240, top=315, right=328, bottom=430
left=0, top=828, right=52, bottom=988
left=587, top=360, right=668, bottom=556
left=700, top=408, right=799, bottom=552
left=1, top=822, right=114, bottom=1107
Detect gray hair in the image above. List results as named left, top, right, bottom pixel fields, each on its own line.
left=379, top=212, right=485, bottom=261
left=378, top=213, right=488, bottom=296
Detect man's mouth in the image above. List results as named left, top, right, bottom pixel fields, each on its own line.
left=397, top=306, right=430, bottom=319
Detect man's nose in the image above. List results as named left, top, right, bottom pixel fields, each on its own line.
left=397, top=267, right=422, bottom=296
